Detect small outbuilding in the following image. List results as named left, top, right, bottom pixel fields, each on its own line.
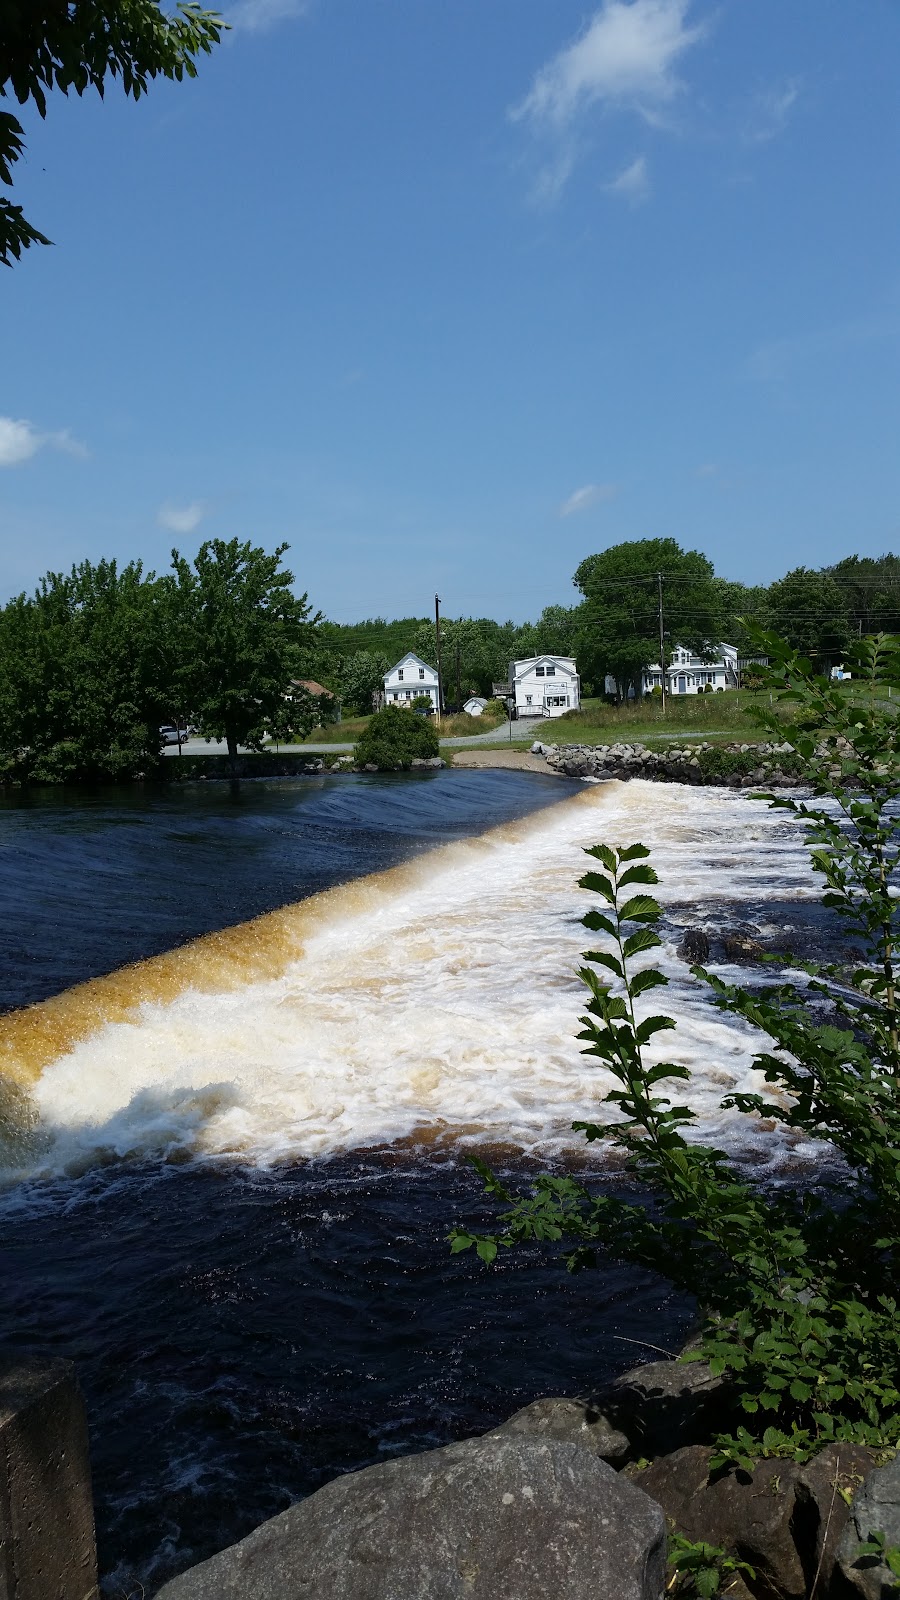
left=383, top=653, right=440, bottom=711
left=463, top=696, right=488, bottom=716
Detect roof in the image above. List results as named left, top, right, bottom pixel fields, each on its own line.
left=511, top=655, right=577, bottom=680
left=384, top=652, right=438, bottom=676
left=293, top=679, right=331, bottom=696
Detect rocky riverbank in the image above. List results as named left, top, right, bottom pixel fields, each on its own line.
left=156, top=1348, right=898, bottom=1599
left=535, top=738, right=804, bottom=786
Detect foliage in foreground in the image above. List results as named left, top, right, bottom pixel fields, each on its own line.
left=667, top=1532, right=755, bottom=1598
left=452, top=633, right=900, bottom=1466
left=1, top=1, right=224, bottom=265
left=354, top=705, right=440, bottom=770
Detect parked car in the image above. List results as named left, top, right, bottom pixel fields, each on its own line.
left=159, top=725, right=190, bottom=745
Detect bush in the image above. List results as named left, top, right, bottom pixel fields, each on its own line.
left=453, top=633, right=900, bottom=1466
left=354, top=705, right=440, bottom=770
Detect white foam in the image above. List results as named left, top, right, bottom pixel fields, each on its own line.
left=18, top=782, right=820, bottom=1176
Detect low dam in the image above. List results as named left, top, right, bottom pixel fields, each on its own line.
left=0, top=770, right=827, bottom=1594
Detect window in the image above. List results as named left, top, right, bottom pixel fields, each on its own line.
left=419, top=668, right=425, bottom=679
left=535, top=666, right=545, bottom=676
left=546, top=665, right=556, bottom=677
left=398, top=669, right=404, bottom=681
left=526, top=694, right=533, bottom=704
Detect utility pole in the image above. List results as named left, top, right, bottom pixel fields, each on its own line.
left=434, top=593, right=444, bottom=717
left=657, top=572, right=667, bottom=715
left=455, top=641, right=462, bottom=711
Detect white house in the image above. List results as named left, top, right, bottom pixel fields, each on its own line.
left=383, top=652, right=440, bottom=711
left=642, top=643, right=739, bottom=697
left=507, top=655, right=580, bottom=719
left=463, top=696, right=488, bottom=716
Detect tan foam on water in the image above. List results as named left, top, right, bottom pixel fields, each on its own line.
left=0, top=785, right=607, bottom=1091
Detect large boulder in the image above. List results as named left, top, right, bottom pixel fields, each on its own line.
left=491, top=1396, right=630, bottom=1466
left=834, top=1451, right=900, bottom=1598
left=155, top=1434, right=666, bottom=1600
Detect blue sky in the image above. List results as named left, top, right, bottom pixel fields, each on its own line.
left=2, top=0, right=898, bottom=621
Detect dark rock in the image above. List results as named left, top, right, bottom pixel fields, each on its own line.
left=793, top=1444, right=879, bottom=1596
left=834, top=1451, right=900, bottom=1598
left=491, top=1396, right=630, bottom=1466
left=605, top=1358, right=732, bottom=1456
left=634, top=1444, right=808, bottom=1599
left=677, top=929, right=710, bottom=964
left=634, top=1442, right=878, bottom=1600
left=720, top=927, right=767, bottom=964
left=156, top=1435, right=666, bottom=1600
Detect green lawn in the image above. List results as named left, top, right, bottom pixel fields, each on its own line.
left=295, top=715, right=371, bottom=744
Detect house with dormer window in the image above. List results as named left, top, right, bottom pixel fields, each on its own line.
left=383, top=652, right=440, bottom=711
left=642, top=643, right=739, bottom=696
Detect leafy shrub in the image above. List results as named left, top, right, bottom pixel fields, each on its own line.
left=453, top=633, right=900, bottom=1465
left=354, top=705, right=440, bottom=769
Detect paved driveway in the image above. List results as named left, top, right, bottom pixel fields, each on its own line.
left=161, top=720, right=552, bottom=757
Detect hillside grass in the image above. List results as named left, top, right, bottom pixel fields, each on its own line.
left=295, top=715, right=371, bottom=744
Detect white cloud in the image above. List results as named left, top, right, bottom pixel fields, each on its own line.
left=158, top=501, right=207, bottom=535
left=607, top=153, right=650, bottom=201
left=513, top=0, right=707, bottom=131
left=743, top=78, right=801, bottom=145
left=559, top=483, right=619, bottom=517
left=226, top=0, right=309, bottom=32
left=0, top=416, right=88, bottom=467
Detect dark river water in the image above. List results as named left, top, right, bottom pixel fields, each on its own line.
left=0, top=770, right=697, bottom=1596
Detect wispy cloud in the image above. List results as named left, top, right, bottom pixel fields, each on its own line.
left=696, top=463, right=717, bottom=477
left=559, top=483, right=619, bottom=517
left=0, top=416, right=88, bottom=467
left=226, top=0, right=309, bottom=32
left=513, top=1, right=707, bottom=131
left=607, top=153, right=650, bottom=202
left=158, top=501, right=207, bottom=536
left=742, top=77, right=801, bottom=145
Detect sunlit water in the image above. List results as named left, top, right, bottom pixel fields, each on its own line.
left=0, top=771, right=831, bottom=1594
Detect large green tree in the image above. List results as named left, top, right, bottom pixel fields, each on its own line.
left=171, top=538, right=321, bottom=768
left=1, top=1, right=224, bottom=265
left=766, top=566, right=850, bottom=667
left=0, top=557, right=175, bottom=781
left=337, top=649, right=389, bottom=716
left=573, top=538, right=720, bottom=701
left=828, top=554, right=900, bottom=636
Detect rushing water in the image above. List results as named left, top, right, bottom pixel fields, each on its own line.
left=0, top=770, right=832, bottom=1594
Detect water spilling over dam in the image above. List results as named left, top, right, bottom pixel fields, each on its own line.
left=2, top=779, right=818, bottom=1180
left=0, top=771, right=829, bottom=1594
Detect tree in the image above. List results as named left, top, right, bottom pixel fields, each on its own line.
left=1, top=1, right=224, bottom=265
left=337, top=649, right=389, bottom=716
left=414, top=617, right=517, bottom=702
left=766, top=566, right=849, bottom=668
left=171, top=538, right=321, bottom=769
left=0, top=557, right=175, bottom=781
left=354, top=705, right=439, bottom=770
left=573, top=538, right=720, bottom=702
left=828, top=554, right=900, bottom=636
left=710, top=579, right=770, bottom=656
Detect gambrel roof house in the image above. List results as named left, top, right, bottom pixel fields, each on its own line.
left=383, top=652, right=440, bottom=710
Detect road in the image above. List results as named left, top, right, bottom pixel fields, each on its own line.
left=161, top=719, right=549, bottom=757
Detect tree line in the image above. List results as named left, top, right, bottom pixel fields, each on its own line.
left=0, top=539, right=321, bottom=783
left=1, top=536, right=896, bottom=781
left=326, top=544, right=900, bottom=712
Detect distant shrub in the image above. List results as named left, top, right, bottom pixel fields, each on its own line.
left=354, top=706, right=440, bottom=769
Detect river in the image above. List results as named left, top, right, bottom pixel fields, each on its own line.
left=0, top=770, right=828, bottom=1594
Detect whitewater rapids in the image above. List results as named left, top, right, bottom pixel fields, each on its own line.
left=0, top=780, right=821, bottom=1178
